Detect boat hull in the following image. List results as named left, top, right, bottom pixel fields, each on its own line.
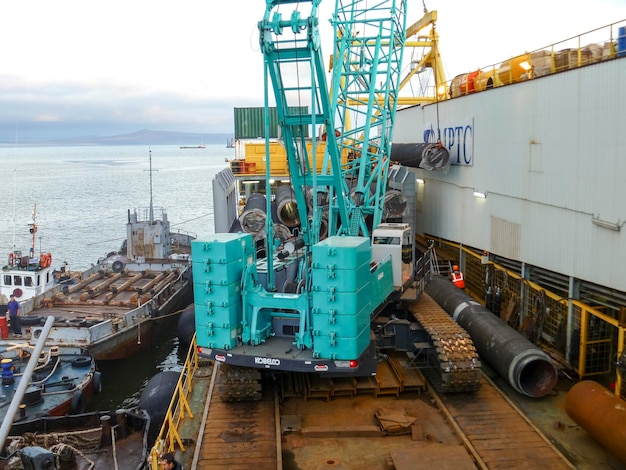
left=0, top=345, right=97, bottom=434
left=20, top=262, right=193, bottom=362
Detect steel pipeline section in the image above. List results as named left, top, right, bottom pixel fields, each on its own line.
left=565, top=380, right=626, bottom=465
left=390, top=143, right=450, bottom=171
left=425, top=276, right=557, bottom=397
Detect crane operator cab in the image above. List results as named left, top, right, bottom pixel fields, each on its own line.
left=371, top=223, right=413, bottom=292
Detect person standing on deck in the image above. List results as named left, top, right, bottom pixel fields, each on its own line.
left=450, top=265, right=466, bottom=289
left=7, top=294, right=22, bottom=336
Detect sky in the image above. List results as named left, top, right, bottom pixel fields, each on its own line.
left=1, top=0, right=625, bottom=141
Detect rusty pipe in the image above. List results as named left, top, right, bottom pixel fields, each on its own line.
left=565, top=380, right=626, bottom=464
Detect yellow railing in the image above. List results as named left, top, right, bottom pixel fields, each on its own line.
left=445, top=19, right=626, bottom=99
left=428, top=237, right=626, bottom=396
left=148, top=334, right=199, bottom=468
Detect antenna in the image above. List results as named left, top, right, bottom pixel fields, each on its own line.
left=12, top=169, right=16, bottom=251
left=145, top=147, right=158, bottom=223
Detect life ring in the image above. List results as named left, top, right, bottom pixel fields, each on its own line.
left=70, top=390, right=85, bottom=414
left=8, top=253, right=14, bottom=266
left=13, top=288, right=23, bottom=298
left=92, top=371, right=103, bottom=394
left=71, top=356, right=92, bottom=368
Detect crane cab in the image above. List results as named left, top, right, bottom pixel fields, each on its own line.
left=371, top=223, right=413, bottom=291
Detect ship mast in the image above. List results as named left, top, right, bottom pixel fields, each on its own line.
left=29, top=203, right=37, bottom=258
left=148, top=148, right=154, bottom=223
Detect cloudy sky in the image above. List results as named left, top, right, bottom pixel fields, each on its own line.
left=1, top=0, right=624, bottom=141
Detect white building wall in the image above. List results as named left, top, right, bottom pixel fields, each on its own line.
left=394, top=58, right=626, bottom=292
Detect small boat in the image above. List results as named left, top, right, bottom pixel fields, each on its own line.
left=180, top=144, right=206, bottom=149
left=0, top=329, right=99, bottom=438
left=226, top=138, right=235, bottom=148
left=1, top=409, right=150, bottom=469
left=1, top=205, right=57, bottom=303
left=0, top=369, right=181, bottom=469
left=16, top=151, right=195, bottom=361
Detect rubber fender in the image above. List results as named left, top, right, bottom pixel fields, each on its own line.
left=71, top=356, right=92, bottom=368
left=92, top=371, right=103, bottom=394
left=176, top=304, right=196, bottom=347
left=112, top=260, right=124, bottom=273
left=70, top=390, right=85, bottom=414
left=20, top=315, right=44, bottom=326
left=140, top=370, right=180, bottom=445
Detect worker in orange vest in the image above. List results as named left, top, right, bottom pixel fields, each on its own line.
left=450, top=265, right=465, bottom=289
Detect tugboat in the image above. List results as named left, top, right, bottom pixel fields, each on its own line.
left=1, top=205, right=56, bottom=304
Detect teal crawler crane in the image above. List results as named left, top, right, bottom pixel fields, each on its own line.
left=192, top=0, right=439, bottom=398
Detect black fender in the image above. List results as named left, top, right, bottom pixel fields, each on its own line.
left=92, top=371, right=102, bottom=394
left=70, top=390, right=85, bottom=414
left=72, top=356, right=92, bottom=368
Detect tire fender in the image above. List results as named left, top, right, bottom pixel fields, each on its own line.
left=92, top=371, right=103, bottom=394
left=72, top=356, right=92, bottom=368
left=70, top=390, right=85, bottom=414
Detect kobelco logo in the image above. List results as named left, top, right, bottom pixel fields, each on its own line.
left=254, top=357, right=281, bottom=366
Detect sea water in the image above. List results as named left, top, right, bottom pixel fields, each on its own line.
left=0, top=143, right=233, bottom=409
left=0, top=144, right=230, bottom=270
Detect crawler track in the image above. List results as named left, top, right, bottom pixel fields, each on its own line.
left=407, top=293, right=482, bottom=392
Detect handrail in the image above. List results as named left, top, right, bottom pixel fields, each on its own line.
left=441, top=18, right=626, bottom=100
left=148, top=334, right=199, bottom=468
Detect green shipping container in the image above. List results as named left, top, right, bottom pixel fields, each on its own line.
left=234, top=107, right=310, bottom=139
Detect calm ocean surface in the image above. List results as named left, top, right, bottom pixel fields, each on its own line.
left=0, top=143, right=234, bottom=409
left=0, top=144, right=231, bottom=270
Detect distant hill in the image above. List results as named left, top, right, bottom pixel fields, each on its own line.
left=0, top=129, right=232, bottom=147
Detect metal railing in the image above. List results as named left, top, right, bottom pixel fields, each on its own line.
left=444, top=19, right=626, bottom=99
left=148, top=334, right=199, bottom=468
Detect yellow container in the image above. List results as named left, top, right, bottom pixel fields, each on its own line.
left=498, top=53, right=532, bottom=85
left=474, top=69, right=495, bottom=92
left=242, top=140, right=341, bottom=176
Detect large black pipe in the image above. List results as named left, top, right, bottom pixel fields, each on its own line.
left=391, top=143, right=450, bottom=170
left=425, top=276, right=557, bottom=397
